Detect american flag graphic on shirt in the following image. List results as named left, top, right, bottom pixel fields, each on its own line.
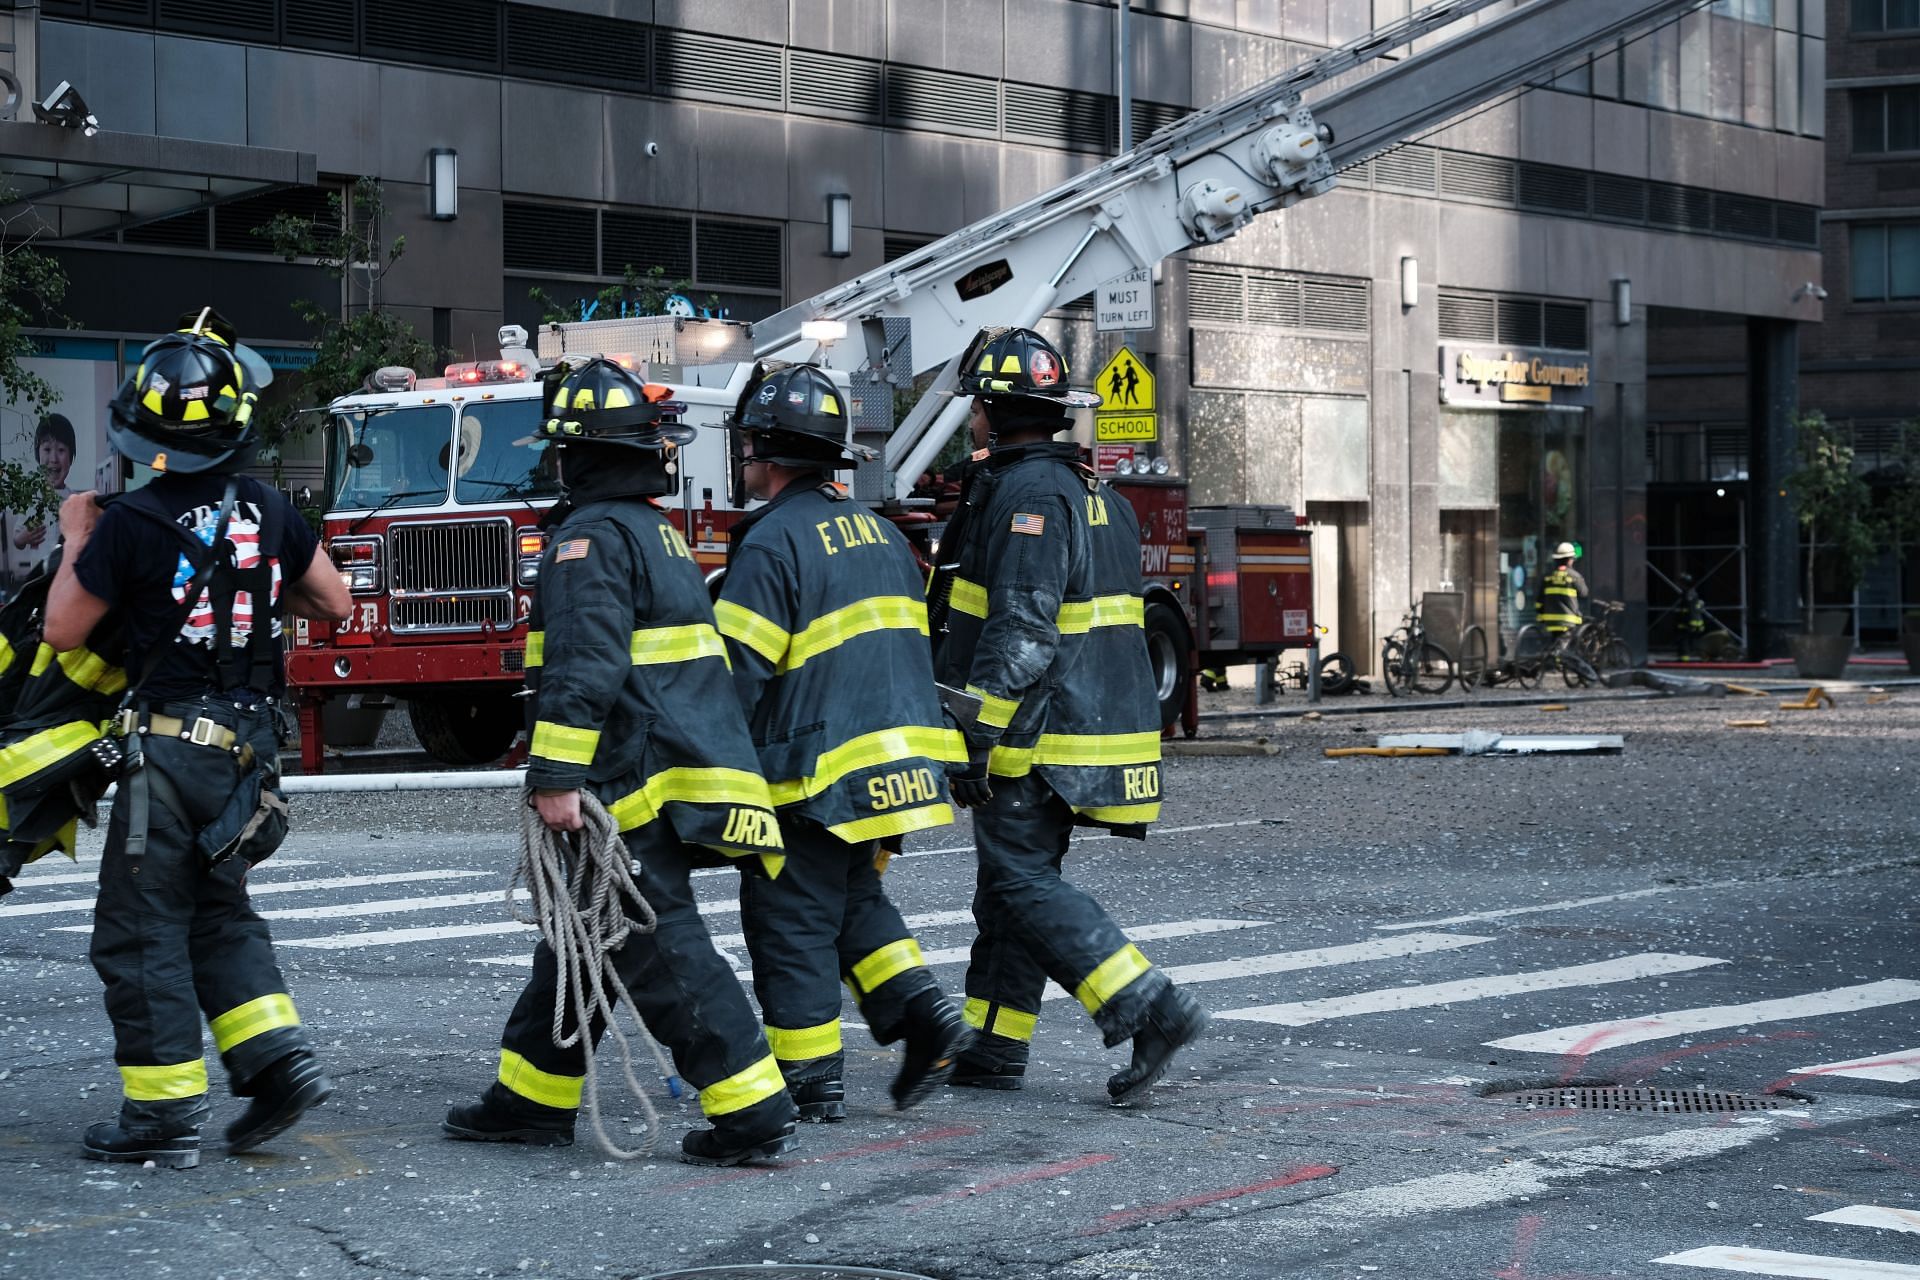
left=1009, top=512, right=1047, bottom=537
left=169, top=504, right=284, bottom=648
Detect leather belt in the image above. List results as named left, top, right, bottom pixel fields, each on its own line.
left=113, top=708, right=239, bottom=751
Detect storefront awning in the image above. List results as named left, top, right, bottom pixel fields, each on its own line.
left=0, top=123, right=318, bottom=239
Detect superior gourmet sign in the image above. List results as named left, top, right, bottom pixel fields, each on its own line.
left=1440, top=344, right=1594, bottom=410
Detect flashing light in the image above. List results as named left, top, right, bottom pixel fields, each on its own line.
left=516, top=531, right=546, bottom=558
left=445, top=359, right=534, bottom=385
left=330, top=536, right=384, bottom=594
left=367, top=366, right=416, bottom=393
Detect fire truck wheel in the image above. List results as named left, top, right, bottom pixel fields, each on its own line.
left=406, top=692, right=522, bottom=767
left=1143, top=599, right=1193, bottom=731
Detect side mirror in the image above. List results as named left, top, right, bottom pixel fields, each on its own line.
left=347, top=443, right=375, bottom=468
left=295, top=485, right=314, bottom=508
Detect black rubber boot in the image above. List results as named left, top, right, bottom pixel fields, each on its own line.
left=82, top=1120, right=202, bottom=1170
left=781, top=1052, right=846, bottom=1123
left=679, top=1119, right=799, bottom=1167
left=1106, top=985, right=1208, bottom=1107
left=891, top=991, right=976, bottom=1111
left=442, top=1082, right=576, bottom=1146
left=227, top=1050, right=333, bottom=1153
left=950, top=1032, right=1029, bottom=1091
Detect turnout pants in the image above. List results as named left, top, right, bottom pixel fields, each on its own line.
left=738, top=817, right=940, bottom=1072
left=495, top=822, right=793, bottom=1139
left=963, top=772, right=1168, bottom=1051
left=89, top=704, right=306, bottom=1133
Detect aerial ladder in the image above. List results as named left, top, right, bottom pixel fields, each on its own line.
left=751, top=0, right=1707, bottom=496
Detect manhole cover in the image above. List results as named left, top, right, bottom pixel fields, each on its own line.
left=1498, top=1086, right=1790, bottom=1114
left=638, top=1268, right=936, bottom=1280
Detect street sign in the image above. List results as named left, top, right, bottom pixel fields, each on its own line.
left=1095, top=345, right=1156, bottom=443
left=1096, top=269, right=1155, bottom=332
left=1094, top=444, right=1135, bottom=473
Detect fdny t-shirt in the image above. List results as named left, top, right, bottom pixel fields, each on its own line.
left=73, top=474, right=319, bottom=701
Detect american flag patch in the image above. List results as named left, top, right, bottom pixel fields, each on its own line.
left=1009, top=512, right=1046, bottom=536
left=555, top=538, right=591, bottom=563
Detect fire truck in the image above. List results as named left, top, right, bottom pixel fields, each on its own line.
left=288, top=0, right=1695, bottom=769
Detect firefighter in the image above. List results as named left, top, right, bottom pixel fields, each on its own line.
left=712, top=362, right=976, bottom=1121
left=1537, top=541, right=1588, bottom=636
left=443, top=357, right=799, bottom=1166
left=44, top=308, right=352, bottom=1169
left=1676, top=573, right=1708, bottom=661
left=932, top=327, right=1207, bottom=1104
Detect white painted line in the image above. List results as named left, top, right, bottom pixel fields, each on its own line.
left=1220, top=953, right=1726, bottom=1027
left=1807, top=1206, right=1920, bottom=1236
left=1375, top=885, right=1685, bottom=931
left=272, top=894, right=743, bottom=950
left=874, top=819, right=1272, bottom=866
left=1050, top=930, right=1497, bottom=1004
left=258, top=888, right=524, bottom=922
left=474, top=907, right=986, bottom=968
left=1486, top=979, right=1920, bottom=1056
left=10, top=858, right=319, bottom=888
left=1789, top=1049, right=1920, bottom=1085
left=918, top=917, right=1272, bottom=968
left=8, top=868, right=488, bottom=919
left=1652, top=1245, right=1920, bottom=1278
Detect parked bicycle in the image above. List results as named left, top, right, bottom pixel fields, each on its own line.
left=1381, top=602, right=1455, bottom=695
left=1509, top=623, right=1601, bottom=689
left=1570, top=599, right=1634, bottom=674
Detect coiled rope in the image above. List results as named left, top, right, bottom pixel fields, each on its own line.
left=512, top=790, right=678, bottom=1159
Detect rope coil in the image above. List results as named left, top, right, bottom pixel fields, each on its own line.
left=512, top=790, right=679, bottom=1159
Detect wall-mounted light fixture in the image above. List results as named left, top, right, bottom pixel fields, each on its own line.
left=429, top=148, right=458, bottom=221
left=1399, top=256, right=1419, bottom=310
left=826, top=193, right=852, bottom=258
left=1612, top=277, right=1632, bottom=326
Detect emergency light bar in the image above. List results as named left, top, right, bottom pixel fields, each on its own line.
left=444, top=359, right=535, bottom=385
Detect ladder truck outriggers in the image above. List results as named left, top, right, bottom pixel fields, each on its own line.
left=288, top=0, right=1703, bottom=769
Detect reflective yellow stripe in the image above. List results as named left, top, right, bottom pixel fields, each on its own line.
left=949, top=577, right=987, bottom=618
left=631, top=623, right=728, bottom=666
left=766, top=725, right=966, bottom=807
left=498, top=1048, right=583, bottom=1109
left=698, top=1052, right=787, bottom=1117
left=850, top=938, right=924, bottom=994
left=1073, top=943, right=1152, bottom=1014
left=209, top=992, right=301, bottom=1052
left=120, top=1058, right=208, bottom=1101
left=50, top=647, right=127, bottom=695
left=0, top=633, right=13, bottom=677
left=29, top=644, right=52, bottom=677
left=715, top=600, right=790, bottom=665
left=962, top=997, right=1037, bottom=1043
left=989, top=731, right=1161, bottom=777
left=782, top=596, right=928, bottom=672
left=764, top=1019, right=842, bottom=1063
left=1075, top=802, right=1162, bottom=824
left=531, top=721, right=600, bottom=766
left=524, top=630, right=544, bottom=668
left=0, top=721, right=107, bottom=789
left=828, top=802, right=954, bottom=844
left=605, top=767, right=777, bottom=832
left=1056, top=594, right=1144, bottom=634
left=967, top=683, right=1020, bottom=731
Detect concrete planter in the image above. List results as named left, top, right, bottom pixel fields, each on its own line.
left=1789, top=634, right=1853, bottom=680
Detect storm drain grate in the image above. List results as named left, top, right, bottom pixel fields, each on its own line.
left=1501, top=1086, right=1788, bottom=1114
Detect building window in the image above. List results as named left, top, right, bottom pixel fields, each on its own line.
left=1853, top=87, right=1920, bottom=154
left=1853, top=0, right=1920, bottom=33
left=1851, top=223, right=1920, bottom=302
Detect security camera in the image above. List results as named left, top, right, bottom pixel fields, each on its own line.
left=1792, top=282, right=1828, bottom=302
left=32, top=80, right=98, bottom=137
left=644, top=141, right=660, bottom=158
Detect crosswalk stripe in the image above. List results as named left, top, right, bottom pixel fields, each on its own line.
left=922, top=918, right=1272, bottom=968
left=1788, top=1049, right=1920, bottom=1086
left=9, top=858, right=317, bottom=889
left=1218, top=953, right=1725, bottom=1027
left=278, top=893, right=744, bottom=950
left=472, top=908, right=991, bottom=967
left=1485, top=979, right=1920, bottom=1055
left=1652, top=1245, right=1920, bottom=1278
left=1043, top=930, right=1495, bottom=1003
left=258, top=888, right=523, bottom=922
left=1807, top=1206, right=1920, bottom=1235
left=19, top=869, right=490, bottom=921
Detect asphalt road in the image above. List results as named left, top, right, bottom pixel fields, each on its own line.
left=1, top=689, right=1915, bottom=1280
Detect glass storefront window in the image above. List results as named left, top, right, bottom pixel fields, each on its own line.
left=1495, top=410, right=1588, bottom=642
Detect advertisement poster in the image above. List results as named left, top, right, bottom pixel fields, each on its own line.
left=0, top=349, right=119, bottom=596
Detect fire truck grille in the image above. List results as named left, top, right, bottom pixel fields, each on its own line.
left=387, top=519, right=516, bottom=634
left=391, top=594, right=517, bottom=633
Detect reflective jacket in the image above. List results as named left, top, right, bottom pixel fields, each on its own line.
left=716, top=482, right=962, bottom=844
left=523, top=497, right=784, bottom=874
left=1538, top=566, right=1587, bottom=633
left=934, top=442, right=1162, bottom=828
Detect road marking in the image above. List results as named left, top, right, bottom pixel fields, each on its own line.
left=1486, top=980, right=1920, bottom=1055
left=1652, top=1246, right=1920, bottom=1278
left=9, top=858, right=317, bottom=888
left=1788, top=1049, right=1920, bottom=1085
left=1218, top=953, right=1725, bottom=1027
left=686, top=818, right=1274, bottom=874
left=258, top=888, right=524, bottom=921
left=12, top=869, right=489, bottom=919
left=277, top=894, right=743, bottom=950
left=1807, top=1205, right=1920, bottom=1235
left=1047, top=931, right=1496, bottom=1003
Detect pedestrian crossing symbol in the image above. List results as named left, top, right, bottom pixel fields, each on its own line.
left=1095, top=346, right=1156, bottom=442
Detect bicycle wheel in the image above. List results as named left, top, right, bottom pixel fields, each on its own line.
left=1411, top=641, right=1454, bottom=695
left=1511, top=624, right=1550, bottom=691
left=1456, top=625, right=1488, bottom=691
left=1559, top=645, right=1595, bottom=689
left=1599, top=638, right=1633, bottom=673
left=1381, top=639, right=1407, bottom=696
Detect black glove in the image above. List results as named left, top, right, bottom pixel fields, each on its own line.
left=947, top=743, right=993, bottom=809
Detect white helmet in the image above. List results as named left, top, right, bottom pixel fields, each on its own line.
left=1553, top=541, right=1579, bottom=559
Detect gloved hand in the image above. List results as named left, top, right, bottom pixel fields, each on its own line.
left=947, top=743, right=993, bottom=809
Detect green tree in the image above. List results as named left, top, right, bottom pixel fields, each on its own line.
left=1784, top=411, right=1879, bottom=632
left=0, top=196, right=72, bottom=530
left=253, top=177, right=437, bottom=484
left=526, top=263, right=713, bottom=326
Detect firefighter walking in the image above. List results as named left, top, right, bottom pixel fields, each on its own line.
left=1537, top=541, right=1588, bottom=635
left=443, top=358, right=798, bottom=1166
left=933, top=327, right=1207, bottom=1104
left=712, top=362, right=975, bottom=1121
left=44, top=309, right=352, bottom=1168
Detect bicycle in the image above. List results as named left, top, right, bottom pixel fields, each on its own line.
left=1510, top=622, right=1600, bottom=689
left=1380, top=603, right=1455, bottom=696
left=1456, top=623, right=1489, bottom=692
left=1571, top=599, right=1633, bottom=674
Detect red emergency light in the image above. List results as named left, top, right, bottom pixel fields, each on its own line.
left=444, top=359, right=533, bottom=385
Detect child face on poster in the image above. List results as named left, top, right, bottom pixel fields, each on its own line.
left=12, top=414, right=78, bottom=551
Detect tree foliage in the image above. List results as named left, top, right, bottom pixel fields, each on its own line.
left=1785, top=410, right=1879, bottom=629
left=0, top=198, right=71, bottom=527
left=526, top=264, right=716, bottom=326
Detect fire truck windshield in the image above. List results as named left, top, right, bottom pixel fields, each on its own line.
left=329, top=406, right=453, bottom=511
left=453, top=399, right=559, bottom=505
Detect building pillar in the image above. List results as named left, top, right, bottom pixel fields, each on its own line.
left=1746, top=318, right=1800, bottom=659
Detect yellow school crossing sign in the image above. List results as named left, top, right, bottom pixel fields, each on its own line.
left=1095, top=346, right=1156, bottom=442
